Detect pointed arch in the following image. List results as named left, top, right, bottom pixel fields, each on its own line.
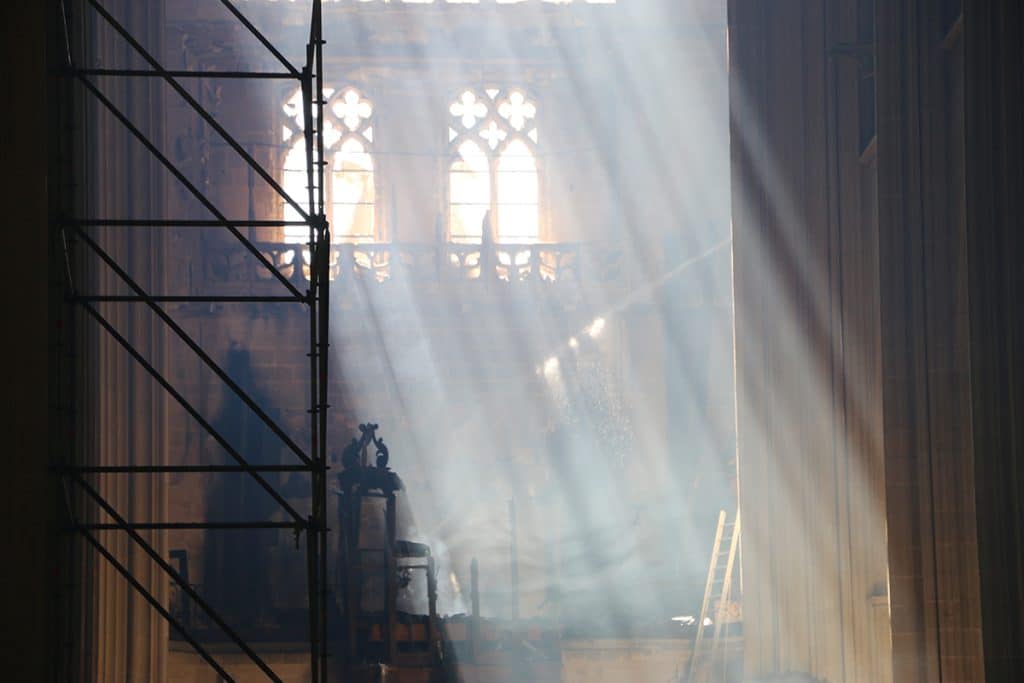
left=281, top=138, right=311, bottom=244
left=449, top=139, right=491, bottom=243
left=331, top=136, right=375, bottom=241
left=495, top=138, right=539, bottom=243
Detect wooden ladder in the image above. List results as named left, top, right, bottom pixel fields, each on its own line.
left=685, top=508, right=741, bottom=683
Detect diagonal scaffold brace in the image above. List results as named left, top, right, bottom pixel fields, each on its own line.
left=56, top=0, right=331, bottom=681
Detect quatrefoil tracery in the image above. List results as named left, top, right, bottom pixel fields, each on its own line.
left=448, top=88, right=538, bottom=152
left=282, top=87, right=374, bottom=150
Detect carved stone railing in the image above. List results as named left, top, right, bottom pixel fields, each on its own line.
left=204, top=241, right=625, bottom=289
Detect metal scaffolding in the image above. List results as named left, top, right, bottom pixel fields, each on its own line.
left=56, top=1, right=330, bottom=680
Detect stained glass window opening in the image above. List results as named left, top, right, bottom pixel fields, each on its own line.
left=449, top=140, right=491, bottom=244
left=281, top=87, right=376, bottom=244
left=448, top=88, right=540, bottom=244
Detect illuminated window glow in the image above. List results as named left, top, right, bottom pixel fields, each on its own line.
left=448, top=88, right=540, bottom=243
left=281, top=87, right=375, bottom=243
left=450, top=140, right=491, bottom=243
left=496, top=139, right=539, bottom=242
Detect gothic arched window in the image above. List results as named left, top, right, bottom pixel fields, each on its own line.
left=447, top=88, right=540, bottom=243
left=281, top=87, right=376, bottom=243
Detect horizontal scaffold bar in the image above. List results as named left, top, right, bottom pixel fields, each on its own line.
left=65, top=218, right=312, bottom=227
left=73, top=295, right=306, bottom=303
left=73, top=67, right=298, bottom=79
left=64, top=464, right=316, bottom=473
left=76, top=522, right=306, bottom=530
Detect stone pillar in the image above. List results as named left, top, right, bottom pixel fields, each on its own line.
left=728, top=1, right=889, bottom=680
left=962, top=1, right=1024, bottom=679
left=875, top=1, right=985, bottom=680
left=78, top=1, right=170, bottom=680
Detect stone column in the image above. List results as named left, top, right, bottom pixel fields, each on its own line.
left=80, top=1, right=170, bottom=680
left=875, top=1, right=985, bottom=681
left=728, top=1, right=889, bottom=680
left=962, top=1, right=1024, bottom=679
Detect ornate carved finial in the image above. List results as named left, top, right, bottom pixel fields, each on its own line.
left=340, top=423, right=389, bottom=470
left=336, top=422, right=401, bottom=494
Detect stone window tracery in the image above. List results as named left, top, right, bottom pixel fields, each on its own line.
left=281, top=86, right=376, bottom=243
left=448, top=88, right=540, bottom=243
